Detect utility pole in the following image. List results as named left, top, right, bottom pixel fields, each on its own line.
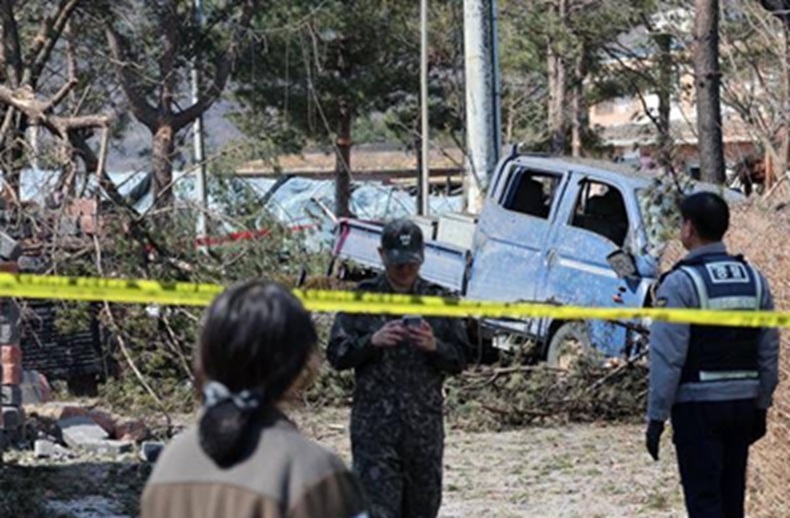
left=419, top=0, right=430, bottom=215
left=193, top=0, right=208, bottom=248
left=463, top=0, right=501, bottom=213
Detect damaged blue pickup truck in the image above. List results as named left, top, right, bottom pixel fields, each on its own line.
left=330, top=150, right=741, bottom=364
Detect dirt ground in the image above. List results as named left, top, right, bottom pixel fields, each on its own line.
left=2, top=406, right=688, bottom=518
left=297, top=407, right=686, bottom=518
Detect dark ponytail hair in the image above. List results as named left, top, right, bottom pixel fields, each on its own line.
left=194, top=280, right=317, bottom=467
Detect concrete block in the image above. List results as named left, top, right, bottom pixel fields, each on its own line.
left=2, top=406, right=23, bottom=429
left=140, top=441, right=165, bottom=463
left=34, top=439, right=56, bottom=458
left=59, top=407, right=115, bottom=436
left=81, top=439, right=133, bottom=456
left=0, top=300, right=20, bottom=344
left=0, top=233, right=21, bottom=261
left=1, top=385, right=22, bottom=406
left=2, top=364, right=21, bottom=385
left=58, top=415, right=109, bottom=448
left=0, top=324, right=18, bottom=345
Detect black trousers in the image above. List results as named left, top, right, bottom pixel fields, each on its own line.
left=671, top=399, right=757, bottom=518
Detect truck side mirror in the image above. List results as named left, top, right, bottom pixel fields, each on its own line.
left=606, top=249, right=639, bottom=279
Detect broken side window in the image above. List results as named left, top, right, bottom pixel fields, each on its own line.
left=570, top=180, right=629, bottom=247
left=501, top=168, right=560, bottom=219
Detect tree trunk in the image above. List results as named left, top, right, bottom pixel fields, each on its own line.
left=656, top=33, right=673, bottom=169
left=505, top=94, right=514, bottom=144
left=571, top=48, right=587, bottom=158
left=548, top=49, right=567, bottom=154
left=775, top=16, right=790, bottom=190
left=334, top=101, right=352, bottom=218
left=548, top=0, right=567, bottom=154
left=0, top=110, right=27, bottom=199
left=694, top=0, right=725, bottom=184
left=151, top=124, right=176, bottom=206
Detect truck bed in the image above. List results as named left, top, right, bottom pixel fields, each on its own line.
left=333, top=219, right=469, bottom=292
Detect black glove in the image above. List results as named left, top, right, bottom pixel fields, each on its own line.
left=645, top=420, right=665, bottom=461
left=751, top=409, right=768, bottom=444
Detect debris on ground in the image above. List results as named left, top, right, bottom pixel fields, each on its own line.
left=303, top=344, right=649, bottom=433
left=59, top=415, right=111, bottom=448
left=445, top=354, right=648, bottom=431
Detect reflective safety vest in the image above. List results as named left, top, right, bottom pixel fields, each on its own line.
left=674, top=253, right=763, bottom=384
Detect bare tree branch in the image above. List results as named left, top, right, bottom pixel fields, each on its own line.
left=0, top=0, right=23, bottom=85
left=26, top=0, right=83, bottom=84
left=43, top=77, right=79, bottom=113
left=158, top=0, right=182, bottom=114
left=104, top=25, right=157, bottom=128
left=173, top=0, right=257, bottom=130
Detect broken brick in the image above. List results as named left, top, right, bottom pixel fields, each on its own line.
left=115, top=419, right=149, bottom=442
left=1, top=345, right=21, bottom=364
left=0, top=262, right=18, bottom=273
left=2, top=363, right=22, bottom=385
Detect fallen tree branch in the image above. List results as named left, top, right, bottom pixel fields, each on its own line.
left=161, top=314, right=195, bottom=383
left=103, top=302, right=165, bottom=409
left=463, top=365, right=569, bottom=377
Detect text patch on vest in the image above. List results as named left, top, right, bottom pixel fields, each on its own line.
left=705, top=262, right=750, bottom=285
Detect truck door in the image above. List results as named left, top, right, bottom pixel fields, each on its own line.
left=466, top=164, right=566, bottom=315
left=539, top=175, right=642, bottom=356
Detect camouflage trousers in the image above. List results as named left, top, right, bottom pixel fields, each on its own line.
left=351, top=421, right=444, bottom=518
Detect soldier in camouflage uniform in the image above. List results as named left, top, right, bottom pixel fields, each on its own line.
left=328, top=219, right=469, bottom=518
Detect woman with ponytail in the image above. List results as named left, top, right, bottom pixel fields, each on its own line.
left=141, top=280, right=368, bottom=518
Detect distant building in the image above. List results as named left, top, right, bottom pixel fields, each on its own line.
left=236, top=143, right=465, bottom=190
left=589, top=79, right=758, bottom=179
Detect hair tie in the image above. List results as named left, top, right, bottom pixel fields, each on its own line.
left=203, top=381, right=261, bottom=411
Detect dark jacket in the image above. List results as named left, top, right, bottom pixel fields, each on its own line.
left=327, top=274, right=468, bottom=438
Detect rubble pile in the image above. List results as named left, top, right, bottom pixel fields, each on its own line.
left=18, top=402, right=158, bottom=462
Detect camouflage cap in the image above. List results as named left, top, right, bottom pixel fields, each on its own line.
left=380, top=219, right=425, bottom=265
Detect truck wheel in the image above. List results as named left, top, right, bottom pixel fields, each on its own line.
left=546, top=322, right=591, bottom=369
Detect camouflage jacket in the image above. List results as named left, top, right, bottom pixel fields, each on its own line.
left=327, top=274, right=469, bottom=434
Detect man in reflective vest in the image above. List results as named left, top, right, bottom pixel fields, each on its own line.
left=646, top=191, right=780, bottom=518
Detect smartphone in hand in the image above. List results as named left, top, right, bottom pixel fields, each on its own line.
left=402, top=315, right=423, bottom=328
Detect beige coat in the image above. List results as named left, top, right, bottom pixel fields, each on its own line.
left=141, top=410, right=368, bottom=518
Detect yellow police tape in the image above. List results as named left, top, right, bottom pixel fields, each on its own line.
left=0, top=272, right=788, bottom=329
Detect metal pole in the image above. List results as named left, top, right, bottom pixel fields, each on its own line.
left=193, top=0, right=208, bottom=248
left=463, top=0, right=498, bottom=213
left=490, top=0, right=501, bottom=164
left=419, top=0, right=430, bottom=216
